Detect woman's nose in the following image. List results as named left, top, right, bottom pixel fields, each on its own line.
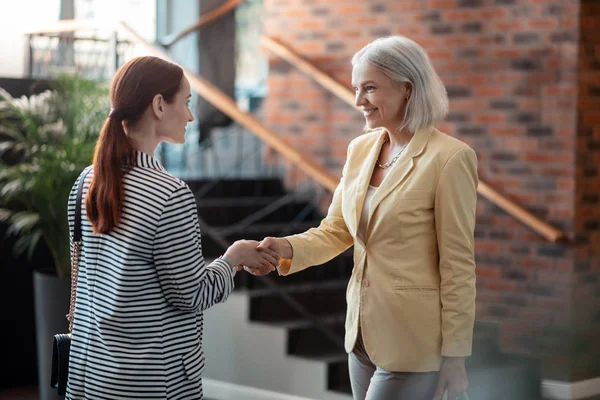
left=355, top=92, right=367, bottom=107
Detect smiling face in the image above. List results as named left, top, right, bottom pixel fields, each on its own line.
left=351, top=61, right=411, bottom=134
left=156, top=77, right=194, bottom=144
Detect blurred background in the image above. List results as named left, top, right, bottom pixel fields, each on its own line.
left=0, top=0, right=598, bottom=399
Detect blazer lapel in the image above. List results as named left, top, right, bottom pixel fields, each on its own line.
left=352, top=130, right=387, bottom=236
left=367, top=127, right=435, bottom=227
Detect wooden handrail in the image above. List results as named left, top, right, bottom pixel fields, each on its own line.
left=261, top=35, right=566, bottom=243
left=262, top=36, right=357, bottom=109
left=118, top=22, right=339, bottom=192
left=476, top=182, right=563, bottom=242
left=160, top=0, right=245, bottom=48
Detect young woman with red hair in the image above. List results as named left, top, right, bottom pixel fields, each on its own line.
left=66, top=56, right=278, bottom=400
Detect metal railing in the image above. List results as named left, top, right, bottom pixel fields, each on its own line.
left=26, top=30, right=135, bottom=80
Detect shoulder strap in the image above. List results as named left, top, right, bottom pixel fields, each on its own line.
left=67, top=166, right=92, bottom=334
left=73, top=166, right=92, bottom=243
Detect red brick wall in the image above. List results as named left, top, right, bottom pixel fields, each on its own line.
left=262, top=0, right=598, bottom=381
left=572, top=0, right=600, bottom=381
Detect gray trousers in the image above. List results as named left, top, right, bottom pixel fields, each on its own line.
left=349, top=332, right=439, bottom=400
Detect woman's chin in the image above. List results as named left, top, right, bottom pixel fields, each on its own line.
left=364, top=121, right=380, bottom=131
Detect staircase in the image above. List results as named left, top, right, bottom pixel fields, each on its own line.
left=190, top=177, right=543, bottom=400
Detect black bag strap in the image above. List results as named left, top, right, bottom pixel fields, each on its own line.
left=67, top=166, right=92, bottom=333
left=73, top=166, right=93, bottom=243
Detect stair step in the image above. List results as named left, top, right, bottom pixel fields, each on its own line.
left=256, top=312, right=346, bottom=330
left=234, top=252, right=354, bottom=289
left=210, top=259, right=351, bottom=295
left=200, top=221, right=320, bottom=257
left=288, top=320, right=502, bottom=363
left=288, top=319, right=507, bottom=396
left=187, top=178, right=285, bottom=198
left=249, top=284, right=347, bottom=323
left=328, top=361, right=352, bottom=394
left=288, top=320, right=345, bottom=358
left=197, top=197, right=319, bottom=226
left=214, top=221, right=319, bottom=237
left=234, top=264, right=353, bottom=290
left=197, top=196, right=284, bottom=207
left=248, top=279, right=349, bottom=297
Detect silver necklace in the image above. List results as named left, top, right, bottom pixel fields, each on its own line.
left=376, top=137, right=407, bottom=169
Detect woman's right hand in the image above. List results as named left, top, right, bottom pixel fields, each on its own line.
left=223, top=240, right=279, bottom=272
left=257, top=237, right=293, bottom=259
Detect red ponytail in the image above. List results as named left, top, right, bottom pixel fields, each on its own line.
left=86, top=117, right=134, bottom=233
left=85, top=56, right=183, bottom=234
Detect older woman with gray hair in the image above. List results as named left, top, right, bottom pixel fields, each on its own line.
left=255, top=36, right=477, bottom=400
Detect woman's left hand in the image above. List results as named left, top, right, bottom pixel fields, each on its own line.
left=432, top=356, right=468, bottom=400
left=223, top=240, right=279, bottom=273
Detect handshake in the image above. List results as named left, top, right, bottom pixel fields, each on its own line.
left=221, top=237, right=293, bottom=276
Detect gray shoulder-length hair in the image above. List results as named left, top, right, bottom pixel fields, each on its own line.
left=351, top=36, right=448, bottom=134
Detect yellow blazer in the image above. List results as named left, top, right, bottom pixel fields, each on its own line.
left=279, top=126, right=478, bottom=372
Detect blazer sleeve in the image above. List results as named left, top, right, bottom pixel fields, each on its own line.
left=153, top=183, right=235, bottom=313
left=279, top=144, right=355, bottom=275
left=434, top=147, right=478, bottom=357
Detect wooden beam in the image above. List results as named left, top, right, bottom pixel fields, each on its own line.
left=161, top=0, right=245, bottom=48
left=119, top=22, right=339, bottom=192
left=261, top=35, right=357, bottom=109
left=477, top=182, right=564, bottom=242
left=261, top=35, right=566, bottom=243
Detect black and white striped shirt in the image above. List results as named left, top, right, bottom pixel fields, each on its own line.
left=66, top=151, right=234, bottom=400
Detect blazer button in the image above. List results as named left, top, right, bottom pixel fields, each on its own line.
left=362, top=279, right=370, bottom=287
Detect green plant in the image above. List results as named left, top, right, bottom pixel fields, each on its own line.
left=0, top=75, right=109, bottom=278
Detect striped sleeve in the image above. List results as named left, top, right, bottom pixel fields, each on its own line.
left=153, top=183, right=235, bottom=312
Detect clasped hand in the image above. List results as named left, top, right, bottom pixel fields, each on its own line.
left=224, top=237, right=282, bottom=276
left=223, top=239, right=279, bottom=274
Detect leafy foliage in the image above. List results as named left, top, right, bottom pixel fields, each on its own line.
left=0, top=75, right=108, bottom=278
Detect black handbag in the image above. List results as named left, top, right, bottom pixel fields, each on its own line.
left=51, top=167, right=91, bottom=395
